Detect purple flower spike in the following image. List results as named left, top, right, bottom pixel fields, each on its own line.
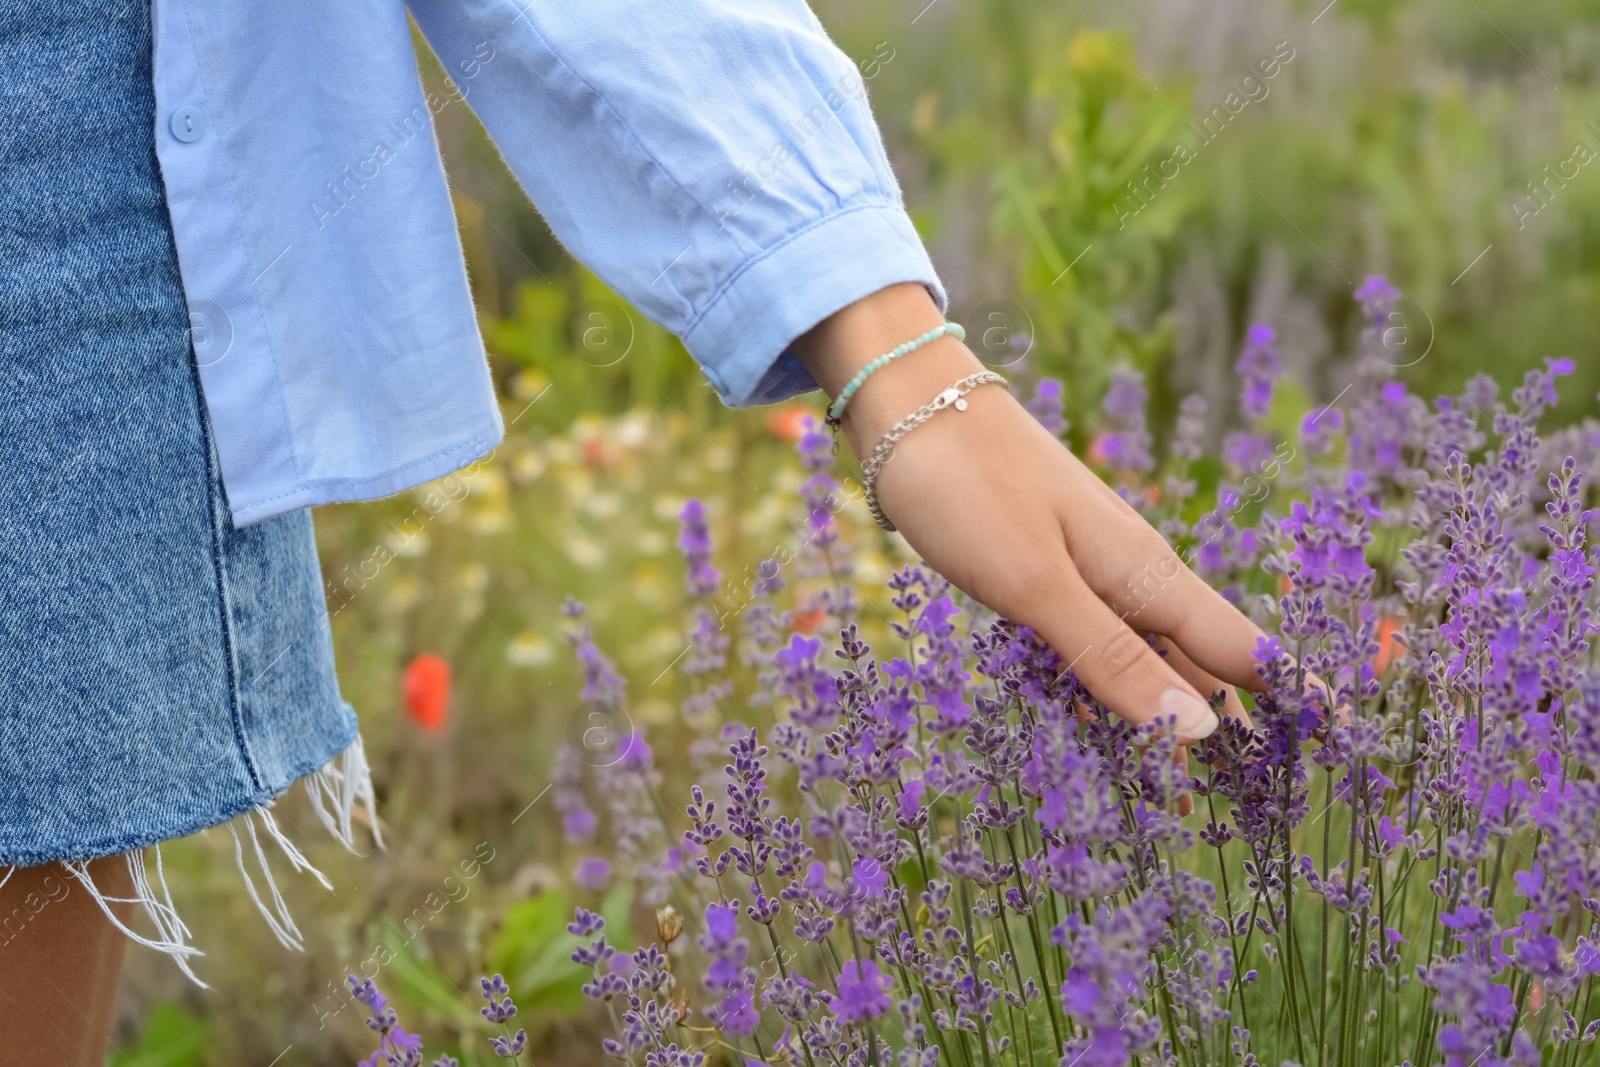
left=478, top=973, right=520, bottom=1024
left=566, top=907, right=604, bottom=937
left=850, top=857, right=889, bottom=900
left=488, top=1029, right=528, bottom=1058
left=348, top=976, right=429, bottom=1067
left=544, top=326, right=1600, bottom=1067
left=1099, top=366, right=1155, bottom=471
left=1354, top=274, right=1400, bottom=326
left=573, top=856, right=611, bottom=891
left=678, top=499, right=721, bottom=598
left=561, top=806, right=596, bottom=842
left=1235, top=322, right=1282, bottom=419
left=831, top=959, right=892, bottom=1022
left=477, top=975, right=526, bottom=1058
left=1027, top=378, right=1069, bottom=436
left=702, top=901, right=740, bottom=948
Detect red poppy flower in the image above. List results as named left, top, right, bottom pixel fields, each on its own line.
left=403, top=653, right=450, bottom=731
left=790, top=608, right=826, bottom=635
left=766, top=405, right=817, bottom=443
left=1373, top=615, right=1405, bottom=675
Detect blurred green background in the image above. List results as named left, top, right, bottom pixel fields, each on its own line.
left=105, top=0, right=1600, bottom=1062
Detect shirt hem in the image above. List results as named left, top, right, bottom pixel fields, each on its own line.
left=227, top=430, right=502, bottom=526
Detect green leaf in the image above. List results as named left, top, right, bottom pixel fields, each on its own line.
left=456, top=1045, right=500, bottom=1067
left=1104, top=96, right=1194, bottom=192
left=109, top=1002, right=209, bottom=1067
left=896, top=855, right=926, bottom=893
left=997, top=166, right=1069, bottom=277
left=487, top=889, right=587, bottom=1016
left=1181, top=455, right=1224, bottom=525
left=382, top=929, right=482, bottom=1027
left=1262, top=377, right=1314, bottom=444
left=598, top=883, right=634, bottom=949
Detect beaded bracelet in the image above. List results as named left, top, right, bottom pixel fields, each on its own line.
left=823, top=321, right=966, bottom=440
left=861, top=370, right=1007, bottom=531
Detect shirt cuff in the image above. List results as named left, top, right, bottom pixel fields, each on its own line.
left=679, top=203, right=947, bottom=407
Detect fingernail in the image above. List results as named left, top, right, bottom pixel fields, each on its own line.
left=1161, top=688, right=1219, bottom=741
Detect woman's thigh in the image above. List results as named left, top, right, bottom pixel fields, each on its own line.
left=0, top=855, right=133, bottom=1067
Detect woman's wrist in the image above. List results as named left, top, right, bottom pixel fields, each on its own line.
left=791, top=283, right=986, bottom=456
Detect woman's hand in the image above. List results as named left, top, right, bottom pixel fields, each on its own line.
left=793, top=284, right=1261, bottom=741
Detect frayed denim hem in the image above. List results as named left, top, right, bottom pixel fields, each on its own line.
left=0, top=704, right=362, bottom=869
left=0, top=731, right=382, bottom=988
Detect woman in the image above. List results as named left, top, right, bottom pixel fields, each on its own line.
left=0, top=1, right=1263, bottom=1062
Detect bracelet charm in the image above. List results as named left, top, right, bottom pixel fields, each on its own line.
left=860, top=370, right=1006, bottom=531
left=823, top=321, right=965, bottom=452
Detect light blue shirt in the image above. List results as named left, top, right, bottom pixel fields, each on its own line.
left=152, top=0, right=944, bottom=525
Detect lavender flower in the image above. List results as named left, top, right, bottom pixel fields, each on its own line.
left=832, top=960, right=892, bottom=1022
left=1235, top=322, right=1282, bottom=419
left=1099, top=364, right=1155, bottom=472
left=347, top=976, right=437, bottom=1067
left=573, top=856, right=610, bottom=891
left=700, top=902, right=761, bottom=1038
left=677, top=499, right=720, bottom=597
left=679, top=498, right=733, bottom=724
left=545, top=292, right=1600, bottom=1067
left=1025, top=378, right=1069, bottom=437
left=477, top=974, right=528, bottom=1058
left=1354, top=273, right=1400, bottom=326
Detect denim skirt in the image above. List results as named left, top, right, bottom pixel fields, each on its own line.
left=0, top=0, right=372, bottom=960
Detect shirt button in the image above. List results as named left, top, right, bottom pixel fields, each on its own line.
left=169, top=105, right=206, bottom=143
left=702, top=365, right=728, bottom=397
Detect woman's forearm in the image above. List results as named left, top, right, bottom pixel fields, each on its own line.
left=790, top=282, right=985, bottom=458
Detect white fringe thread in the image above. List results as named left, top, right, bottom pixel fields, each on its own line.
left=62, top=845, right=205, bottom=986
left=51, top=733, right=381, bottom=986
left=304, top=732, right=385, bottom=852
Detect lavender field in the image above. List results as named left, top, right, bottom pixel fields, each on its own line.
left=101, top=2, right=1600, bottom=1065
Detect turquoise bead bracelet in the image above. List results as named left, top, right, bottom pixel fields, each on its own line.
left=823, top=321, right=966, bottom=435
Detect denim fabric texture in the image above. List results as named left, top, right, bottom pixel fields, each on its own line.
left=0, top=0, right=358, bottom=868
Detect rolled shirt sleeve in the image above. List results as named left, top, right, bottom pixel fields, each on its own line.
left=407, top=0, right=946, bottom=406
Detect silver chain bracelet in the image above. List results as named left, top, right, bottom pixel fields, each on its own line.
left=860, top=370, right=1007, bottom=531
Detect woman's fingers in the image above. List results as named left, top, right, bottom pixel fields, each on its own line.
left=1105, top=554, right=1273, bottom=693
left=1152, top=636, right=1252, bottom=726
left=1021, top=566, right=1221, bottom=743
left=1057, top=459, right=1275, bottom=693
left=1156, top=637, right=1239, bottom=818
left=861, top=388, right=1218, bottom=742
left=851, top=380, right=1266, bottom=745
left=1127, top=564, right=1342, bottom=720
